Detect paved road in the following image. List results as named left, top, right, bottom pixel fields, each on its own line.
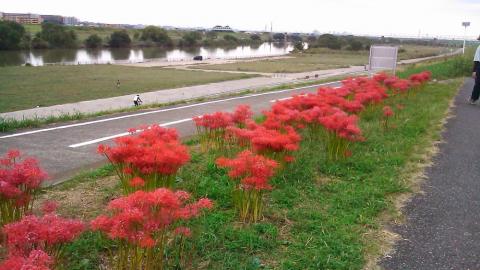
left=381, top=79, right=480, bottom=270
left=0, top=82, right=340, bottom=185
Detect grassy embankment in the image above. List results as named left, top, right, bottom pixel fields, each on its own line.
left=0, top=65, right=256, bottom=113
left=191, top=45, right=452, bottom=73
left=34, top=57, right=468, bottom=269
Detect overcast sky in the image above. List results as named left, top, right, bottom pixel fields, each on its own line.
left=1, top=0, right=479, bottom=39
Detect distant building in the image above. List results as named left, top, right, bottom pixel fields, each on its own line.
left=211, top=25, right=234, bottom=32
left=63, top=16, right=78, bottom=26
left=1, top=12, right=42, bottom=24
left=41, top=15, right=63, bottom=24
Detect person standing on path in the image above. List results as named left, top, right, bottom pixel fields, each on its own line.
left=133, top=94, right=142, bottom=106
left=469, top=37, right=480, bottom=104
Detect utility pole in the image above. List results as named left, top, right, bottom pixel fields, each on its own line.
left=462, top=21, right=470, bottom=54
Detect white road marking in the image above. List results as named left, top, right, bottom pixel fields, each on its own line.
left=1, top=81, right=340, bottom=140
left=68, top=118, right=194, bottom=148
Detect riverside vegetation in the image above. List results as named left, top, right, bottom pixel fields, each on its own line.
left=0, top=56, right=467, bottom=269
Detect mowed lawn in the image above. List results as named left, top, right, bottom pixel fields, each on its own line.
left=192, top=45, right=451, bottom=73
left=0, top=65, right=255, bottom=113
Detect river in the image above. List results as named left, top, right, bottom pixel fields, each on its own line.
left=0, top=42, right=296, bottom=67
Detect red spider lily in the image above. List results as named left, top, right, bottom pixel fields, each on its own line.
left=91, top=188, right=212, bottom=270
left=98, top=125, right=190, bottom=193
left=232, top=105, right=253, bottom=125
left=216, top=150, right=278, bottom=191
left=0, top=249, right=53, bottom=270
left=3, top=211, right=84, bottom=262
left=318, top=111, right=364, bottom=160
left=383, top=106, right=394, bottom=117
left=409, top=71, right=432, bottom=86
left=0, top=150, right=47, bottom=226
left=40, top=200, right=58, bottom=214
left=216, top=150, right=277, bottom=223
left=373, top=72, right=390, bottom=83
left=382, top=106, right=395, bottom=131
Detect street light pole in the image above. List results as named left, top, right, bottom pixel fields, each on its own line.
left=462, top=22, right=471, bottom=54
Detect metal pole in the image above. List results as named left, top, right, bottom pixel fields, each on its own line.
left=463, top=26, right=466, bottom=54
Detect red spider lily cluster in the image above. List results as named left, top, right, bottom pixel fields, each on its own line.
left=98, top=125, right=190, bottom=193
left=193, top=105, right=253, bottom=151
left=0, top=150, right=47, bottom=226
left=227, top=122, right=301, bottom=164
left=1, top=203, right=84, bottom=269
left=409, top=71, right=432, bottom=88
left=0, top=249, right=53, bottom=270
left=91, top=188, right=212, bottom=270
left=216, top=150, right=277, bottom=222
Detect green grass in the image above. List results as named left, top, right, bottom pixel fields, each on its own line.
left=46, top=75, right=461, bottom=269
left=192, top=45, right=450, bottom=74
left=192, top=52, right=368, bottom=73
left=0, top=65, right=255, bottom=112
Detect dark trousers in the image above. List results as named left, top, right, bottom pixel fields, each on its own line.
left=471, top=76, right=480, bottom=101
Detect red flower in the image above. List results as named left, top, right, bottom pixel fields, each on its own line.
left=383, top=106, right=394, bottom=117
left=0, top=249, right=53, bottom=270
left=3, top=213, right=85, bottom=257
left=41, top=200, right=59, bottom=214
left=91, top=188, right=212, bottom=246
left=216, top=150, right=278, bottom=190
left=232, top=105, right=253, bottom=125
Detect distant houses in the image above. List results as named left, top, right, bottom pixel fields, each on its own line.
left=0, top=12, right=78, bottom=25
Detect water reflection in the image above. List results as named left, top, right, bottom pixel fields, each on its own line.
left=0, top=42, right=296, bottom=66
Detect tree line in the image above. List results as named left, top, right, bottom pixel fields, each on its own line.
left=0, top=21, right=267, bottom=50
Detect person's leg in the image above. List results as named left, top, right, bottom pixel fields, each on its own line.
left=470, top=76, right=480, bottom=102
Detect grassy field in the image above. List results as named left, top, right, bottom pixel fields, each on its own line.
left=0, top=65, right=255, bottom=112
left=191, top=45, right=451, bottom=73
left=34, top=59, right=463, bottom=269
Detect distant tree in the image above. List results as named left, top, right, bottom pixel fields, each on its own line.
left=347, top=39, right=363, bottom=51
left=223, top=34, right=238, bottom=43
left=289, top=34, right=303, bottom=42
left=85, top=34, right=103, bottom=48
left=0, top=21, right=27, bottom=50
left=181, top=31, right=202, bottom=46
left=38, top=23, right=77, bottom=48
left=133, top=31, right=140, bottom=40
left=31, top=36, right=49, bottom=49
left=273, top=33, right=285, bottom=41
left=316, top=34, right=342, bottom=50
left=250, top=34, right=261, bottom=41
left=206, top=31, right=218, bottom=40
left=140, top=26, right=172, bottom=46
left=307, top=35, right=317, bottom=42
left=109, top=30, right=131, bottom=48
left=294, top=41, right=304, bottom=51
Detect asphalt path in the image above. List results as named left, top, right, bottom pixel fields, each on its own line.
left=0, top=81, right=340, bottom=185
left=381, top=79, right=480, bottom=269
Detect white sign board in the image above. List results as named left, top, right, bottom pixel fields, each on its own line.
left=369, top=45, right=398, bottom=74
